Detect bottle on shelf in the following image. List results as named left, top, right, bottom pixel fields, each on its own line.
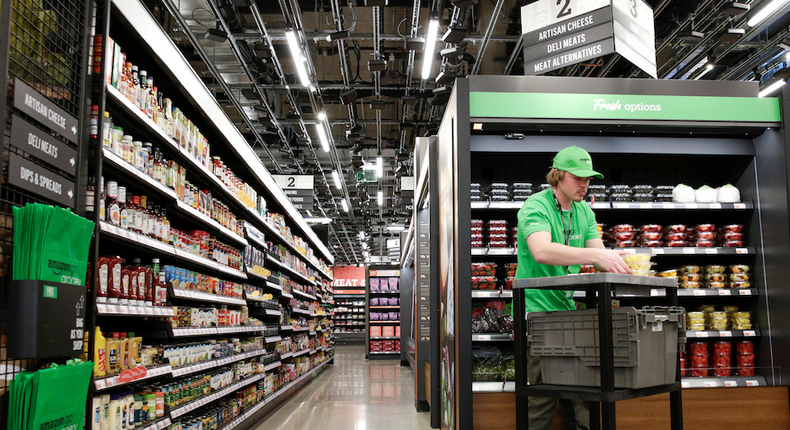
left=86, top=175, right=96, bottom=219
left=102, top=111, right=112, bottom=149
left=161, top=207, right=170, bottom=244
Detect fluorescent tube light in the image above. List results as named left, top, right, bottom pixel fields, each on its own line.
left=315, top=123, right=330, bottom=152
left=341, top=199, right=349, bottom=212
left=317, top=112, right=326, bottom=121
left=377, top=155, right=383, bottom=178
left=377, top=190, right=383, bottom=206
left=759, top=78, right=786, bottom=98
left=421, top=18, right=440, bottom=80
left=748, top=0, right=790, bottom=27
left=332, top=170, right=342, bottom=189
left=285, top=29, right=311, bottom=87
left=387, top=225, right=405, bottom=232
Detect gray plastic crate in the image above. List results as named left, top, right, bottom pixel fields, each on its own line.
left=527, top=307, right=686, bottom=389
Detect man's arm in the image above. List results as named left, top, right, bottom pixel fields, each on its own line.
left=526, top=232, right=632, bottom=274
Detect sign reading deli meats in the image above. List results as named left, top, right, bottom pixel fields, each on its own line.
left=521, top=0, right=656, bottom=78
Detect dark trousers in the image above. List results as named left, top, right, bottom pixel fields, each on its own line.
left=527, top=348, right=590, bottom=430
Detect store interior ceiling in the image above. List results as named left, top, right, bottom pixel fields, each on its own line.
left=150, top=0, right=790, bottom=264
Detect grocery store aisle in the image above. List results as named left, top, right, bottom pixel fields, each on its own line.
left=252, top=345, right=433, bottom=430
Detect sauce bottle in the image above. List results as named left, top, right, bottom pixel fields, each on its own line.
left=120, top=265, right=131, bottom=305
left=96, top=257, right=109, bottom=302
left=108, top=256, right=122, bottom=304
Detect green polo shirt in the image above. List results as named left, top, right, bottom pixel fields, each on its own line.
left=516, top=188, right=600, bottom=312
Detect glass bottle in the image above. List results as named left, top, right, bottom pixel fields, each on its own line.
left=138, top=70, right=147, bottom=110
left=130, top=65, right=139, bottom=104
left=143, top=143, right=153, bottom=176
left=107, top=183, right=120, bottom=226
left=102, top=111, right=112, bottom=149
left=133, top=141, right=144, bottom=171
left=147, top=80, right=156, bottom=120
left=161, top=208, right=170, bottom=244
left=86, top=175, right=95, bottom=219
left=117, top=187, right=130, bottom=231
left=139, top=195, right=151, bottom=237
left=99, top=177, right=106, bottom=222
left=128, top=196, right=143, bottom=234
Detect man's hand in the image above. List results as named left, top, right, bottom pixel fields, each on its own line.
left=593, top=249, right=633, bottom=274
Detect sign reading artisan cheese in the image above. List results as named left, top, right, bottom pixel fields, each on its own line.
left=273, top=174, right=314, bottom=211
left=522, top=0, right=613, bottom=75
left=13, top=78, right=79, bottom=144
left=469, top=92, right=781, bottom=123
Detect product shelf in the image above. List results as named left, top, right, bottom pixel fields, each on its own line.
left=470, top=201, right=753, bottom=211
left=472, top=333, right=513, bottom=341
left=102, top=148, right=178, bottom=201
left=472, top=290, right=513, bottom=299
left=470, top=247, right=756, bottom=257
left=369, top=351, right=400, bottom=355
left=281, top=292, right=294, bottom=299
left=172, top=248, right=247, bottom=280
left=369, top=306, right=401, bottom=309
left=244, top=222, right=269, bottom=251
left=264, top=281, right=284, bottom=293
left=370, top=337, right=401, bottom=340
left=370, top=321, right=401, bottom=324
left=572, top=288, right=759, bottom=299
left=308, top=331, right=317, bottom=336
left=280, top=325, right=293, bottom=331
left=263, top=361, right=282, bottom=372
left=472, top=381, right=516, bottom=393
left=369, top=291, right=401, bottom=295
left=100, top=221, right=175, bottom=254
left=292, top=327, right=309, bottom=333
left=169, top=326, right=265, bottom=338
left=244, top=268, right=270, bottom=282
left=291, top=289, right=317, bottom=301
left=174, top=201, right=248, bottom=247
left=265, top=254, right=316, bottom=287
left=279, top=352, right=294, bottom=359
left=686, top=328, right=760, bottom=339
left=264, top=309, right=282, bottom=317
left=170, top=373, right=265, bottom=419
left=169, top=286, right=246, bottom=306
left=264, top=336, right=282, bottom=344
left=139, top=417, right=171, bottom=430
left=170, top=349, right=266, bottom=378
left=681, top=376, right=767, bottom=388
left=96, top=302, right=175, bottom=317
left=93, top=364, right=172, bottom=391
left=291, top=308, right=310, bottom=315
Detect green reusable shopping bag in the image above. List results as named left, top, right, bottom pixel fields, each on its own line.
left=36, top=205, right=94, bottom=285
left=27, top=361, right=93, bottom=430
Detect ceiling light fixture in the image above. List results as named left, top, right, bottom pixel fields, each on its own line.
left=442, top=26, right=468, bottom=44
left=341, top=199, right=349, bottom=212
left=203, top=26, right=228, bottom=43
left=377, top=154, right=383, bottom=178
left=421, top=18, right=440, bottom=80
left=326, top=30, right=349, bottom=42
left=747, top=0, right=790, bottom=27
left=694, top=64, right=715, bottom=80
left=315, top=123, right=330, bottom=152
left=332, top=170, right=342, bottom=189
left=387, top=225, right=406, bottom=232
left=378, top=190, right=384, bottom=206
left=759, top=78, right=786, bottom=97
left=284, top=29, right=312, bottom=88
left=317, top=112, right=326, bottom=121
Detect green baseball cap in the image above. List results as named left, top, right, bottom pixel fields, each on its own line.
left=552, top=146, right=604, bottom=179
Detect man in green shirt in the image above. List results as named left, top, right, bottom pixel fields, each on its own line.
left=516, top=146, right=631, bottom=430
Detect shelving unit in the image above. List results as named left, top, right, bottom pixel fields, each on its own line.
left=86, top=2, right=335, bottom=429
left=366, top=267, right=402, bottom=359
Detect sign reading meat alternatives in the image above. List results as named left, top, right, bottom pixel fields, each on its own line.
left=521, top=0, right=656, bottom=78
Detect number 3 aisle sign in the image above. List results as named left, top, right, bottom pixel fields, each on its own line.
left=521, top=0, right=656, bottom=78
left=273, top=175, right=314, bottom=211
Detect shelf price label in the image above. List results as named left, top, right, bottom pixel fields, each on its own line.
left=704, top=381, right=718, bottom=388
left=719, top=331, right=732, bottom=337
left=693, top=331, right=709, bottom=338
left=744, top=330, right=756, bottom=337
left=709, top=203, right=722, bottom=209
left=683, top=248, right=696, bottom=255
left=639, top=203, right=651, bottom=209
left=662, top=202, right=675, bottom=209
left=736, top=248, right=748, bottom=254
left=718, top=290, right=731, bottom=296
left=746, top=380, right=760, bottom=387
left=706, top=248, right=717, bottom=254
left=651, top=248, right=664, bottom=255
left=724, top=381, right=738, bottom=387
left=693, top=290, right=706, bottom=296
left=734, top=203, right=746, bottom=209
left=739, top=289, right=752, bottom=296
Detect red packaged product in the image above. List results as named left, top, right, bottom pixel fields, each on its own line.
left=724, top=240, right=744, bottom=247
left=666, top=224, right=687, bottom=233
left=695, top=224, right=716, bottom=232
left=714, top=363, right=732, bottom=377
left=641, top=240, right=663, bottom=248
left=488, top=220, right=507, bottom=228
left=615, top=240, right=636, bottom=247
left=641, top=224, right=662, bottom=233
left=471, top=241, right=485, bottom=248
left=615, top=231, right=636, bottom=241
left=580, top=264, right=596, bottom=274
left=689, top=341, right=708, bottom=355
left=713, top=353, right=731, bottom=367
left=504, top=278, right=513, bottom=290
left=680, top=353, right=687, bottom=377
left=489, top=241, right=508, bottom=248
left=737, top=340, right=754, bottom=354
left=723, top=224, right=743, bottom=233
left=737, top=353, right=755, bottom=376
left=471, top=220, right=483, bottom=228
left=695, top=239, right=715, bottom=248
left=690, top=364, right=709, bottom=378
left=665, top=232, right=686, bottom=241
left=690, top=353, right=709, bottom=366
left=696, top=231, right=716, bottom=241
left=96, top=257, right=110, bottom=301
left=639, top=232, right=662, bottom=241
left=471, top=233, right=483, bottom=241
left=613, top=224, right=634, bottom=233
left=667, top=241, right=687, bottom=247
left=724, top=231, right=744, bottom=241
left=713, top=341, right=731, bottom=355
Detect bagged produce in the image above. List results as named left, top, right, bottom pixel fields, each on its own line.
left=673, top=184, right=695, bottom=203
left=695, top=185, right=718, bottom=203
left=717, top=184, right=741, bottom=203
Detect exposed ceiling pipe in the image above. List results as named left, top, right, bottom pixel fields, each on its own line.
left=399, top=0, right=422, bottom=155
left=470, top=0, right=505, bottom=75
left=161, top=0, right=283, bottom=173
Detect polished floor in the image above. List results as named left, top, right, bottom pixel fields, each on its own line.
left=252, top=345, right=434, bottom=430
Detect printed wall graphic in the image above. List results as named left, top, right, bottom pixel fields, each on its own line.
left=439, top=117, right=456, bottom=429
left=332, top=265, right=366, bottom=294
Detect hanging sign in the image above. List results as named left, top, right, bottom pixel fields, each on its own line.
left=9, top=153, right=75, bottom=208
left=401, top=176, right=414, bottom=211
left=612, top=0, right=657, bottom=78
left=273, top=175, right=314, bottom=211
left=13, top=78, right=79, bottom=144
left=332, top=265, right=366, bottom=294
left=10, top=115, right=77, bottom=175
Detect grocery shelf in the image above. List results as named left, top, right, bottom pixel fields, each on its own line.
left=472, top=333, right=513, bottom=341
left=370, top=291, right=401, bottom=295
left=170, top=373, right=265, bottom=419
left=263, top=361, right=282, bottom=372
left=370, top=351, right=401, bottom=355
left=264, top=281, right=284, bottom=292
left=102, top=148, right=178, bottom=201
left=94, top=364, right=172, bottom=391
left=171, top=349, right=266, bottom=377
left=292, top=327, right=309, bottom=333
left=470, top=247, right=756, bottom=257
left=169, top=326, right=265, bottom=338
left=281, top=325, right=293, bottom=331
left=172, top=248, right=247, bottom=280
left=169, top=286, right=246, bottom=306
left=470, top=201, right=754, bottom=211
left=265, top=254, right=316, bottom=286
left=175, top=201, right=248, bottom=247
left=264, top=308, right=282, bottom=316
left=668, top=288, right=757, bottom=297
left=681, top=376, right=767, bottom=388
left=139, top=417, right=171, bottom=430
left=244, top=222, right=269, bottom=251
left=686, top=328, right=760, bottom=339
left=281, top=292, right=294, bottom=299
left=309, top=331, right=317, bottom=336
left=472, top=381, right=516, bottom=393
left=370, top=321, right=401, bottom=324
left=370, top=305, right=401, bottom=309
left=245, top=269, right=270, bottom=282
left=292, top=308, right=310, bottom=315
left=280, top=352, right=294, bottom=359
left=292, top=289, right=317, bottom=301
left=292, top=349, right=310, bottom=357
left=264, top=336, right=282, bottom=343
left=472, top=290, right=513, bottom=298
left=100, top=221, right=174, bottom=254
left=96, top=302, right=175, bottom=317
left=370, top=337, right=401, bottom=340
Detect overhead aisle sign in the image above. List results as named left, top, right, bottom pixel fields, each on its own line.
left=273, top=175, right=314, bottom=211
left=521, top=0, right=656, bottom=78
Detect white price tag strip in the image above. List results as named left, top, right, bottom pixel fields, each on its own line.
left=737, top=248, right=748, bottom=254
left=710, top=203, right=722, bottom=209
left=734, top=203, right=746, bottom=209
left=706, top=248, right=717, bottom=254
left=652, top=248, right=664, bottom=255
left=719, top=331, right=732, bottom=337
left=639, top=203, right=651, bottom=209
left=693, top=331, right=709, bottom=338
left=662, top=202, right=675, bottom=209
left=718, top=290, right=731, bottom=296
left=724, top=381, right=737, bottom=387
left=704, top=381, right=717, bottom=387
left=744, top=330, right=756, bottom=337
left=681, top=381, right=690, bottom=389
left=746, top=380, right=759, bottom=386
left=683, top=248, right=696, bottom=254
left=739, top=289, right=751, bottom=296
left=693, top=290, right=705, bottom=296
left=685, top=203, right=698, bottom=209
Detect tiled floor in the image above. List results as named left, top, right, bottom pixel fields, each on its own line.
left=251, top=345, right=434, bottom=430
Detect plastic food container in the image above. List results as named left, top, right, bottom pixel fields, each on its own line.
left=695, top=224, right=716, bottom=232
left=512, top=182, right=532, bottom=189
left=680, top=281, right=700, bottom=289
left=723, top=224, right=744, bottom=233
left=666, top=224, right=687, bottom=233
left=488, top=227, right=508, bottom=235
left=471, top=233, right=483, bottom=241
left=491, top=195, right=509, bottom=201
left=737, top=353, right=755, bottom=376
left=615, top=240, right=636, bottom=247
left=610, top=193, right=631, bottom=202
left=680, top=265, right=701, bottom=274
left=615, top=231, right=636, bottom=241
left=724, top=231, right=744, bottom=241
left=471, top=263, right=497, bottom=276
left=713, top=341, right=732, bottom=355
left=705, top=265, right=726, bottom=274
left=622, top=253, right=650, bottom=263
left=714, top=363, right=732, bottom=377
left=737, top=341, right=754, bottom=354
left=488, top=220, right=507, bottom=228
left=609, top=185, right=631, bottom=194
left=657, top=269, right=677, bottom=278
left=580, top=264, right=596, bottom=274
left=491, top=182, right=509, bottom=189
left=729, top=274, right=750, bottom=283
left=472, top=220, right=483, bottom=228
left=632, top=185, right=653, bottom=193
left=690, top=353, right=709, bottom=366
left=724, top=240, right=744, bottom=247
left=665, top=232, right=686, bottom=241
left=667, top=240, right=687, bottom=247
left=641, top=240, right=663, bottom=248
left=489, top=241, right=508, bottom=248
left=632, top=194, right=653, bottom=202
left=640, top=224, right=662, bottom=233
left=706, top=281, right=726, bottom=289
left=689, top=341, right=708, bottom=355
left=613, top=224, right=635, bottom=233
left=730, top=264, right=750, bottom=273
left=471, top=276, right=497, bottom=290
left=681, top=273, right=701, bottom=282
left=688, top=324, right=706, bottom=331
left=639, top=231, right=662, bottom=241
left=471, top=241, right=485, bottom=248
left=655, top=193, right=673, bottom=202
left=696, top=231, right=716, bottom=241
left=706, top=273, right=726, bottom=282
left=627, top=262, right=653, bottom=271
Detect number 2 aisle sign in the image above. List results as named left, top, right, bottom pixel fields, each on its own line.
left=273, top=175, right=314, bottom=211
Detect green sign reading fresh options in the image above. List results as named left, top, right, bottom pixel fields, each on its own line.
left=469, top=92, right=781, bottom=123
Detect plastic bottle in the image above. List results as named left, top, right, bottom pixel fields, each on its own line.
left=125, top=391, right=135, bottom=429
left=120, top=266, right=130, bottom=305
left=106, top=333, right=120, bottom=375
left=117, top=187, right=130, bottom=230
left=128, top=332, right=141, bottom=366
left=142, top=393, right=155, bottom=423
left=119, top=333, right=129, bottom=371
left=109, top=256, right=122, bottom=304
left=120, top=391, right=128, bottom=429
left=133, top=394, right=143, bottom=427
left=106, top=181, right=119, bottom=225
left=94, top=327, right=106, bottom=377
left=108, top=394, right=122, bottom=430
left=100, top=394, right=110, bottom=430
left=155, top=389, right=164, bottom=418
left=92, top=395, right=102, bottom=429
left=102, top=111, right=112, bottom=149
